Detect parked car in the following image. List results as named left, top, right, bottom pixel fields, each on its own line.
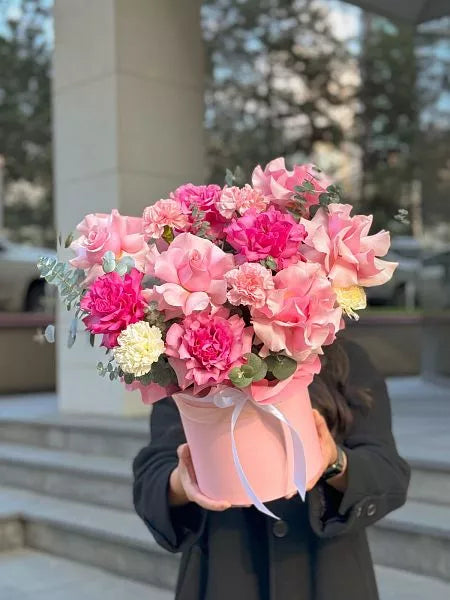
left=366, top=237, right=423, bottom=307
left=0, top=237, right=56, bottom=312
left=418, top=250, right=450, bottom=310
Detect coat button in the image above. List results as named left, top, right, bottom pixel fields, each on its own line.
left=367, top=503, right=377, bottom=517
left=272, top=520, right=289, bottom=538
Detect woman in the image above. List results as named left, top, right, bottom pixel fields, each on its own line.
left=133, top=338, right=410, bottom=600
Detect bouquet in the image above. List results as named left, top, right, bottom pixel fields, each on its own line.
left=39, top=158, right=397, bottom=517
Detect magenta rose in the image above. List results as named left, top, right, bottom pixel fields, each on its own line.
left=225, top=206, right=306, bottom=270
left=165, top=308, right=253, bottom=391
left=171, top=183, right=225, bottom=237
left=252, top=158, right=331, bottom=215
left=80, top=268, right=146, bottom=348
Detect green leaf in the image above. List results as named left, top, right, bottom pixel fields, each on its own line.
left=162, top=225, right=175, bottom=244
left=44, top=324, right=55, bottom=343
left=244, top=352, right=263, bottom=371
left=225, top=168, right=235, bottom=186
left=64, top=232, right=74, bottom=248
left=271, top=355, right=297, bottom=380
left=264, top=255, right=278, bottom=271
left=251, top=361, right=267, bottom=382
left=102, top=251, right=116, bottom=273
left=115, top=262, right=128, bottom=276
left=229, top=366, right=252, bottom=388
left=124, top=373, right=134, bottom=385
left=89, top=333, right=95, bottom=347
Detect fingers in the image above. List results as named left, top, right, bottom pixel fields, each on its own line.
left=177, top=444, right=231, bottom=512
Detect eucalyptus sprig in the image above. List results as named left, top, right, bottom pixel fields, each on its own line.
left=229, top=353, right=268, bottom=388
left=37, top=256, right=85, bottom=311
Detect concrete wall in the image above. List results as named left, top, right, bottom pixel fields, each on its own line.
left=0, top=314, right=55, bottom=394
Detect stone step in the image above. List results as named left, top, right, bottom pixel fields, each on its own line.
left=407, top=457, right=450, bottom=506
left=0, top=443, right=133, bottom=510
left=0, top=413, right=149, bottom=460
left=375, top=565, right=450, bottom=600
left=0, top=486, right=180, bottom=590
left=370, top=499, right=450, bottom=581
left=0, top=549, right=173, bottom=600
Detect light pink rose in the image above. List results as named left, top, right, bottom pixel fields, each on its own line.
left=301, top=203, right=398, bottom=288
left=251, top=262, right=342, bottom=361
left=146, top=232, right=235, bottom=318
left=125, top=380, right=178, bottom=405
left=142, top=199, right=189, bottom=239
left=70, top=209, right=149, bottom=283
left=216, top=185, right=269, bottom=219
left=252, top=158, right=331, bottom=214
left=165, top=307, right=253, bottom=391
left=225, top=263, right=274, bottom=309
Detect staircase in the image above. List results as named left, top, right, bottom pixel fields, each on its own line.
left=0, top=393, right=449, bottom=599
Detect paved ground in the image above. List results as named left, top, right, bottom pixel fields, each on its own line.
left=0, top=550, right=171, bottom=600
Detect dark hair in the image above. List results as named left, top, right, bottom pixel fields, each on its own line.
left=309, top=339, right=372, bottom=442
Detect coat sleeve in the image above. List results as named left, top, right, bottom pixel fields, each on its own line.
left=308, top=340, right=411, bottom=538
left=132, top=397, right=207, bottom=553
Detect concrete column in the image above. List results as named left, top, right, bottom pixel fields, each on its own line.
left=53, top=0, right=205, bottom=415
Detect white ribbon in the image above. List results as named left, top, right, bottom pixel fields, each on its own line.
left=213, top=387, right=307, bottom=520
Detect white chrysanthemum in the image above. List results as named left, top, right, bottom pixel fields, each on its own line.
left=114, top=321, right=165, bottom=377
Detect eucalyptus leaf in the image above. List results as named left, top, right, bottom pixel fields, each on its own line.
left=44, top=324, right=55, bottom=344
left=115, top=262, right=128, bottom=276
left=89, top=333, right=95, bottom=347
left=102, top=251, right=116, bottom=273
left=124, top=373, right=134, bottom=385
left=271, top=355, right=297, bottom=380
left=64, top=232, right=74, bottom=248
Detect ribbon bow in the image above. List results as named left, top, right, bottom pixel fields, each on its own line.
left=213, top=387, right=307, bottom=520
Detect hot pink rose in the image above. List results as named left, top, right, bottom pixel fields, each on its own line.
left=142, top=199, right=189, bottom=239
left=165, top=307, right=253, bottom=390
left=146, top=233, right=235, bottom=318
left=225, top=206, right=306, bottom=269
left=252, top=158, right=331, bottom=215
left=301, top=204, right=398, bottom=288
left=70, top=209, right=149, bottom=283
left=225, top=263, right=274, bottom=308
left=80, top=268, right=146, bottom=348
left=171, top=183, right=225, bottom=237
left=251, top=262, right=342, bottom=361
left=216, top=185, right=269, bottom=219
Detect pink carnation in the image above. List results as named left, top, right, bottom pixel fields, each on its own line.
left=251, top=262, right=342, bottom=361
left=80, top=268, right=146, bottom=348
left=142, top=199, right=189, bottom=239
left=252, top=158, right=331, bottom=215
left=70, top=209, right=149, bottom=284
left=165, top=308, right=253, bottom=390
left=146, top=233, right=234, bottom=318
left=301, top=204, right=398, bottom=288
left=225, top=263, right=274, bottom=309
left=225, top=206, right=306, bottom=270
left=171, top=183, right=225, bottom=238
left=216, top=185, right=269, bottom=219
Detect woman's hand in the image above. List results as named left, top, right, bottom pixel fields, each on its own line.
left=306, top=409, right=348, bottom=492
left=169, top=444, right=232, bottom=511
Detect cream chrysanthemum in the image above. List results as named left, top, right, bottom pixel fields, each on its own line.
left=114, top=321, right=165, bottom=377
left=334, top=285, right=367, bottom=320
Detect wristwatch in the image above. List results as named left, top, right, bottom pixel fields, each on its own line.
left=322, top=445, right=346, bottom=480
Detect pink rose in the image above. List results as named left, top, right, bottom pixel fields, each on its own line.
left=171, top=183, right=225, bottom=238
left=252, top=158, right=331, bottom=215
left=216, top=185, right=269, bottom=219
left=146, top=232, right=235, bottom=318
left=142, top=199, right=189, bottom=239
left=225, top=263, right=274, bottom=309
left=125, top=380, right=178, bottom=405
left=225, top=206, right=306, bottom=270
left=165, top=308, right=253, bottom=391
left=251, top=262, right=342, bottom=361
left=70, top=209, right=149, bottom=283
left=301, top=204, right=398, bottom=288
left=80, top=268, right=146, bottom=348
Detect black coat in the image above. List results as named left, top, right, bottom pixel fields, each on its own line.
left=133, top=341, right=410, bottom=600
